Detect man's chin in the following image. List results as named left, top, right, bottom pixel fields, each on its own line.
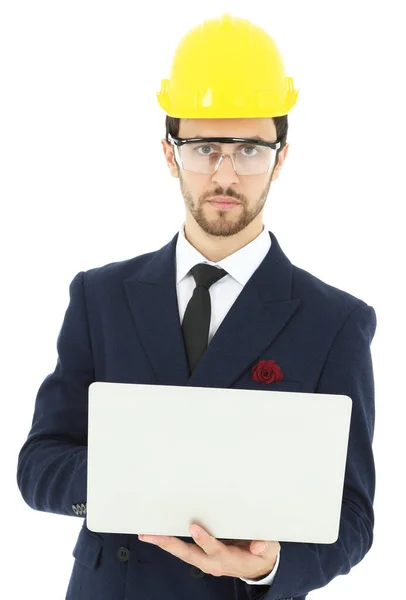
left=198, top=220, right=249, bottom=237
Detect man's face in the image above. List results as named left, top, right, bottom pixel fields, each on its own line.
left=162, top=118, right=289, bottom=238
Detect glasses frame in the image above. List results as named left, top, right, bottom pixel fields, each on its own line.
left=167, top=133, right=281, bottom=175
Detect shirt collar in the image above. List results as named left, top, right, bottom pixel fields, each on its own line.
left=176, top=222, right=272, bottom=286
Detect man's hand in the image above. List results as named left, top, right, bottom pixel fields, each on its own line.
left=138, top=524, right=280, bottom=580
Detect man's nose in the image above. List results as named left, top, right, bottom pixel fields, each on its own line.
left=211, top=154, right=239, bottom=185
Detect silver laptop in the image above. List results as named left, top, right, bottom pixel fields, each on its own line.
left=86, top=382, right=352, bottom=544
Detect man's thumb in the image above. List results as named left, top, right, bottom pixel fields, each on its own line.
left=250, top=541, right=267, bottom=554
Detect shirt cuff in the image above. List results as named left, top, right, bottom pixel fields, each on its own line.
left=239, top=550, right=280, bottom=585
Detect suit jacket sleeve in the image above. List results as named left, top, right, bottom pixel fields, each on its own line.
left=16, top=271, right=92, bottom=517
left=244, top=303, right=377, bottom=600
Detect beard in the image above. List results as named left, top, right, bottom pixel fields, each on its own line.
left=178, top=167, right=275, bottom=238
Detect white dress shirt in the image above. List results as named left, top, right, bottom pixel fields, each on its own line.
left=175, top=221, right=280, bottom=586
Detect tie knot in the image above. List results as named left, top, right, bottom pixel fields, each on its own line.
left=190, top=263, right=228, bottom=289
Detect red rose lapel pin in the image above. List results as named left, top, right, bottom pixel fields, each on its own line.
left=252, top=360, right=283, bottom=383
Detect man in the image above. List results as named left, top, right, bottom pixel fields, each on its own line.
left=16, top=13, right=377, bottom=600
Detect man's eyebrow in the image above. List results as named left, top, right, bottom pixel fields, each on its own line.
left=246, top=135, right=267, bottom=141
left=192, top=134, right=267, bottom=141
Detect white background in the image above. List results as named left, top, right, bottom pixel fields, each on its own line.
left=1, top=0, right=405, bottom=598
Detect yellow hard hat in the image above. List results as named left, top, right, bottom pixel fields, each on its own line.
left=156, top=13, right=299, bottom=119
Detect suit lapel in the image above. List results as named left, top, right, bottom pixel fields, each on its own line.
left=123, top=230, right=300, bottom=388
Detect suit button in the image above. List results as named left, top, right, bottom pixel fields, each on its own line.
left=190, top=565, right=205, bottom=579
left=117, top=547, right=130, bottom=562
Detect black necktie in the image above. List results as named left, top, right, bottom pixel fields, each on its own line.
left=182, top=263, right=228, bottom=374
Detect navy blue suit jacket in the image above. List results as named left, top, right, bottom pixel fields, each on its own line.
left=17, top=230, right=377, bottom=600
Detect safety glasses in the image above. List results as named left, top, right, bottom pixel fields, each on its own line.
left=168, top=134, right=281, bottom=175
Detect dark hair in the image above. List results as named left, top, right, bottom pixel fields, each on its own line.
left=165, top=114, right=289, bottom=164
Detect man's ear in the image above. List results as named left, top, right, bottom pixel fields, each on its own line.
left=278, top=143, right=289, bottom=165
left=271, top=143, right=289, bottom=181
left=161, top=139, right=179, bottom=178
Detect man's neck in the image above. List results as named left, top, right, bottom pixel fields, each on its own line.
left=183, top=219, right=264, bottom=263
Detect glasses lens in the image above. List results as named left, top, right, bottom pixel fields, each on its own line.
left=179, top=142, right=276, bottom=175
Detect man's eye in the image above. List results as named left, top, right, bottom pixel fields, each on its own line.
left=197, top=145, right=216, bottom=155
left=241, top=146, right=260, bottom=156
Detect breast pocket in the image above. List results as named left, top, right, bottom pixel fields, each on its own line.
left=235, top=380, right=303, bottom=393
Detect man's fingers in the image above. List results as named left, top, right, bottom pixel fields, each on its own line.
left=140, top=534, right=208, bottom=566
left=139, top=529, right=281, bottom=580
left=190, top=525, right=224, bottom=556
